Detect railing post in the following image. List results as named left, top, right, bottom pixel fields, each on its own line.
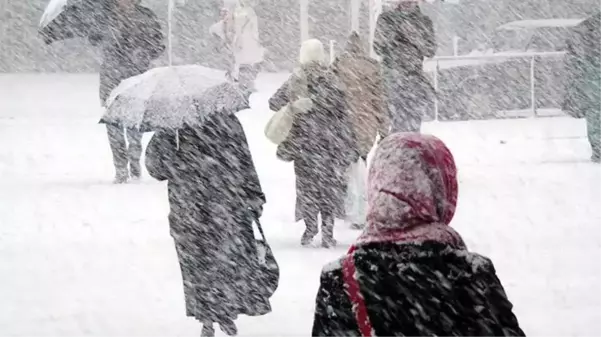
left=530, top=55, right=536, bottom=117
left=433, top=60, right=440, bottom=122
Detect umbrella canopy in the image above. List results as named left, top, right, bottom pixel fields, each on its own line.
left=39, top=0, right=108, bottom=45
left=102, top=65, right=251, bottom=130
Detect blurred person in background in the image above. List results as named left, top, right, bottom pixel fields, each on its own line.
left=274, top=39, right=358, bottom=248
left=92, top=0, right=164, bottom=183
left=332, top=31, right=389, bottom=230
left=374, top=0, right=436, bottom=133
left=564, top=11, right=601, bottom=163
left=210, top=0, right=265, bottom=90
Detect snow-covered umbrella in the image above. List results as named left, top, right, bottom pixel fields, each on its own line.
left=101, top=65, right=250, bottom=131
left=39, top=0, right=108, bottom=45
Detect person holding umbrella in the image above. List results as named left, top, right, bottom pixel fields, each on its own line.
left=89, top=0, right=164, bottom=183
left=103, top=65, right=278, bottom=336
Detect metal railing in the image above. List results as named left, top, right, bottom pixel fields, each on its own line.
left=425, top=51, right=567, bottom=121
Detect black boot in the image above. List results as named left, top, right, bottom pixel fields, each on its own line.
left=130, top=161, right=142, bottom=180
left=219, top=318, right=238, bottom=336
left=301, top=217, right=319, bottom=246
left=201, top=323, right=215, bottom=337
left=113, top=168, right=129, bottom=184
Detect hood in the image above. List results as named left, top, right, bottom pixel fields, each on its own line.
left=299, top=39, right=326, bottom=66
left=355, top=133, right=463, bottom=248
left=345, top=31, right=366, bottom=55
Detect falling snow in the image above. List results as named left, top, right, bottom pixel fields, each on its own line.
left=1, top=0, right=600, bottom=336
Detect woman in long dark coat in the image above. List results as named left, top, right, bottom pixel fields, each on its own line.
left=312, top=133, right=525, bottom=336
left=145, top=112, right=269, bottom=337
left=276, top=45, right=358, bottom=248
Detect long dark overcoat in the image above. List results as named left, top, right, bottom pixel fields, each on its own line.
left=145, top=112, right=270, bottom=323
left=275, top=69, right=358, bottom=222
left=374, top=8, right=436, bottom=132
left=89, top=2, right=164, bottom=105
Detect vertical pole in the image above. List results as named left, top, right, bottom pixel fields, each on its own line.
left=330, top=40, right=335, bottom=64
left=168, top=0, right=173, bottom=66
left=452, top=36, right=459, bottom=56
left=300, top=0, right=309, bottom=43
left=350, top=0, right=360, bottom=33
left=369, top=0, right=382, bottom=58
left=434, top=60, right=439, bottom=122
left=530, top=55, right=536, bottom=117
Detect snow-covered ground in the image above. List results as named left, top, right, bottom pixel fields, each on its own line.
left=0, top=73, right=600, bottom=336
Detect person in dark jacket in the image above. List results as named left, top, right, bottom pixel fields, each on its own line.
left=563, top=12, right=600, bottom=163
left=275, top=42, right=358, bottom=248
left=374, top=0, right=436, bottom=133
left=91, top=0, right=164, bottom=183
left=145, top=113, right=269, bottom=337
left=312, top=133, right=525, bottom=336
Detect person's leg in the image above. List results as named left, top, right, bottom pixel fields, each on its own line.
left=201, top=323, right=216, bottom=337
left=321, top=212, right=336, bottom=248
left=126, top=127, right=143, bottom=179
left=301, top=209, right=319, bottom=246
left=218, top=318, right=238, bottom=336
left=106, top=124, right=129, bottom=183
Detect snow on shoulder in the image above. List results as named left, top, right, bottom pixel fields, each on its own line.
left=322, top=256, right=345, bottom=273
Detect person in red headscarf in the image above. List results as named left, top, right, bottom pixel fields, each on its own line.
left=311, top=133, right=524, bottom=336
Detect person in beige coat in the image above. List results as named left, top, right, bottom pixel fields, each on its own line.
left=332, top=32, right=389, bottom=160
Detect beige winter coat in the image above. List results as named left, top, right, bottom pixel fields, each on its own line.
left=333, top=47, right=388, bottom=158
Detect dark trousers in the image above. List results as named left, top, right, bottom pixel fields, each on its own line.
left=304, top=211, right=335, bottom=240
left=106, top=124, right=143, bottom=177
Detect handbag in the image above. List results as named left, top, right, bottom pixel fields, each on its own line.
left=253, top=219, right=280, bottom=298
left=265, top=103, right=294, bottom=144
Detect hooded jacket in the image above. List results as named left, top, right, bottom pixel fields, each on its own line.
left=312, top=134, right=524, bottom=337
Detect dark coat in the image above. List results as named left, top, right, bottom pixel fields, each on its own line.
left=374, top=8, right=436, bottom=133
left=564, top=12, right=601, bottom=116
left=312, top=242, right=525, bottom=336
left=145, top=113, right=270, bottom=322
left=374, top=8, right=436, bottom=73
left=276, top=69, right=358, bottom=221
left=90, top=3, right=164, bottom=105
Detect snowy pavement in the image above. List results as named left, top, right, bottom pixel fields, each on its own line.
left=0, top=73, right=600, bottom=336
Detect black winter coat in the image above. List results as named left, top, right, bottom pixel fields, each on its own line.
left=276, top=70, right=358, bottom=221
left=90, top=4, right=164, bottom=104
left=312, top=242, right=525, bottom=336
left=145, top=113, right=270, bottom=322
left=563, top=12, right=601, bottom=116
left=374, top=8, right=436, bottom=73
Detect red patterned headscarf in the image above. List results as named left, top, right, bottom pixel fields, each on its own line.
left=356, top=133, right=465, bottom=249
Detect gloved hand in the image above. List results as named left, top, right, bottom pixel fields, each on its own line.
left=248, top=199, right=264, bottom=220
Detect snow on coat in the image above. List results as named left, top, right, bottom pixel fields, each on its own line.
left=145, top=112, right=270, bottom=322
left=563, top=12, right=600, bottom=160
left=333, top=33, right=389, bottom=158
left=276, top=66, right=358, bottom=222
left=312, top=133, right=525, bottom=336
left=90, top=3, right=164, bottom=106
left=265, top=39, right=327, bottom=144
left=374, top=8, right=436, bottom=133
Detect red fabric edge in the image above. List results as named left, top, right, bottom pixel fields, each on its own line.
left=342, top=246, right=374, bottom=337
